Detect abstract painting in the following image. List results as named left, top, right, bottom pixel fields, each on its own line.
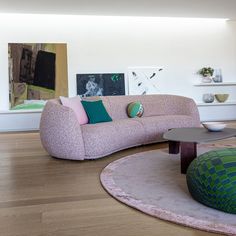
left=128, top=67, right=164, bottom=95
left=8, top=43, right=68, bottom=110
left=77, top=73, right=125, bottom=97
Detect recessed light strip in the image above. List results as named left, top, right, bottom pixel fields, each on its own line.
left=0, top=13, right=229, bottom=22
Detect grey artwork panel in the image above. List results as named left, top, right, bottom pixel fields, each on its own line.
left=77, top=73, right=125, bottom=97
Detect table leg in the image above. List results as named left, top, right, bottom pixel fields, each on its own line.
left=180, top=142, right=197, bottom=174
left=169, top=141, right=180, bottom=154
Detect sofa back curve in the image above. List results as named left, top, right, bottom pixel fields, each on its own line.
left=97, top=94, right=200, bottom=121
left=45, top=94, right=200, bottom=123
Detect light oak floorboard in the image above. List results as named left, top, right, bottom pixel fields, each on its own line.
left=0, top=122, right=235, bottom=236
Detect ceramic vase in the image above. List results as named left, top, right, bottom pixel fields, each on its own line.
left=201, top=76, right=212, bottom=83
left=202, top=93, right=214, bottom=103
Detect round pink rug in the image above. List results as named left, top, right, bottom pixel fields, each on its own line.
left=100, top=145, right=236, bottom=235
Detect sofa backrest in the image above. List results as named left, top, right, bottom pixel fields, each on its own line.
left=97, top=94, right=195, bottom=120
left=46, top=94, right=198, bottom=122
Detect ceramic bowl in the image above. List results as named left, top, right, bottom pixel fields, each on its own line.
left=202, top=122, right=226, bottom=132
left=215, top=94, right=229, bottom=103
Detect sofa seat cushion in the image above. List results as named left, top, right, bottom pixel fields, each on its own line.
left=137, top=115, right=198, bottom=143
left=81, top=119, right=145, bottom=158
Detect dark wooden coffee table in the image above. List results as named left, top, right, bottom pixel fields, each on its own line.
left=163, top=127, right=236, bottom=174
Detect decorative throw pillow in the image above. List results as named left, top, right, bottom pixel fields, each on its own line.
left=127, top=101, right=144, bottom=118
left=60, top=96, right=88, bottom=125
left=81, top=100, right=112, bottom=124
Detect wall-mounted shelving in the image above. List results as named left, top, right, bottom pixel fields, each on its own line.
left=0, top=109, right=42, bottom=114
left=194, top=80, right=236, bottom=121
left=197, top=102, right=236, bottom=106
left=194, top=82, right=236, bottom=86
left=195, top=81, right=236, bottom=107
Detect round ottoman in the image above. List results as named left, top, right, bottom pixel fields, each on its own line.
left=186, top=148, right=236, bottom=214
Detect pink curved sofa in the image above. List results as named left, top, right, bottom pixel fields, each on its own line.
left=40, top=95, right=200, bottom=160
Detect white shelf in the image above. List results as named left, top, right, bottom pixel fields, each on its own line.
left=194, top=82, right=236, bottom=86
left=197, top=101, right=236, bottom=106
left=0, top=109, right=42, bottom=114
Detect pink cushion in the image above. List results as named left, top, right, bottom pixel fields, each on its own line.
left=60, top=96, right=88, bottom=125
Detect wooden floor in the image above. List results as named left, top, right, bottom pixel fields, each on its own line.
left=0, top=123, right=236, bottom=236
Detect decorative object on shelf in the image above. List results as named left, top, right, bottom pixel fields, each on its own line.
left=215, top=93, right=229, bottom=103
left=198, top=67, right=214, bottom=83
left=77, top=73, right=125, bottom=97
left=202, top=93, right=214, bottom=103
left=128, top=66, right=164, bottom=95
left=202, top=122, right=226, bottom=132
left=212, top=68, right=223, bottom=83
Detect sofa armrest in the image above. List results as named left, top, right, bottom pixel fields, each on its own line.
left=40, top=100, right=86, bottom=160
left=174, top=96, right=200, bottom=126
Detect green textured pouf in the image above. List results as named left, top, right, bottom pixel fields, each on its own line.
left=127, top=101, right=144, bottom=118
left=186, top=148, right=236, bottom=214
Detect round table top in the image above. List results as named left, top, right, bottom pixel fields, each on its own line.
left=163, top=127, right=236, bottom=143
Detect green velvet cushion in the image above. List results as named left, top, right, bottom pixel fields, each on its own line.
left=81, top=100, right=112, bottom=124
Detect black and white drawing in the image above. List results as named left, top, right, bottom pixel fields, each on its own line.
left=77, top=73, right=125, bottom=97
left=128, top=67, right=164, bottom=95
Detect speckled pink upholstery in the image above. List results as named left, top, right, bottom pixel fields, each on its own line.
left=40, top=95, right=200, bottom=160
left=82, top=119, right=144, bottom=158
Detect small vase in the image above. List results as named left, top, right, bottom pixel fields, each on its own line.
left=203, top=93, right=214, bottom=103
left=212, top=69, right=223, bottom=83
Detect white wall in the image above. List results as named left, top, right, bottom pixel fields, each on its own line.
left=0, top=14, right=236, bottom=131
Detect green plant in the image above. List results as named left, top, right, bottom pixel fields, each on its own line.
left=198, top=67, right=214, bottom=77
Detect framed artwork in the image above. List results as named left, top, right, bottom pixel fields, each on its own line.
left=77, top=73, right=125, bottom=97
left=128, top=66, right=164, bottom=95
left=8, top=43, right=68, bottom=110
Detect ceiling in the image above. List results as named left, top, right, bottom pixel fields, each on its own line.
left=0, top=0, right=236, bottom=19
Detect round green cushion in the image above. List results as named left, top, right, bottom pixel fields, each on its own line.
left=186, top=148, right=236, bottom=214
left=127, top=102, right=144, bottom=118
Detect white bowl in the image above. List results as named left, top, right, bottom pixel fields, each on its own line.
left=202, top=122, right=226, bottom=132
